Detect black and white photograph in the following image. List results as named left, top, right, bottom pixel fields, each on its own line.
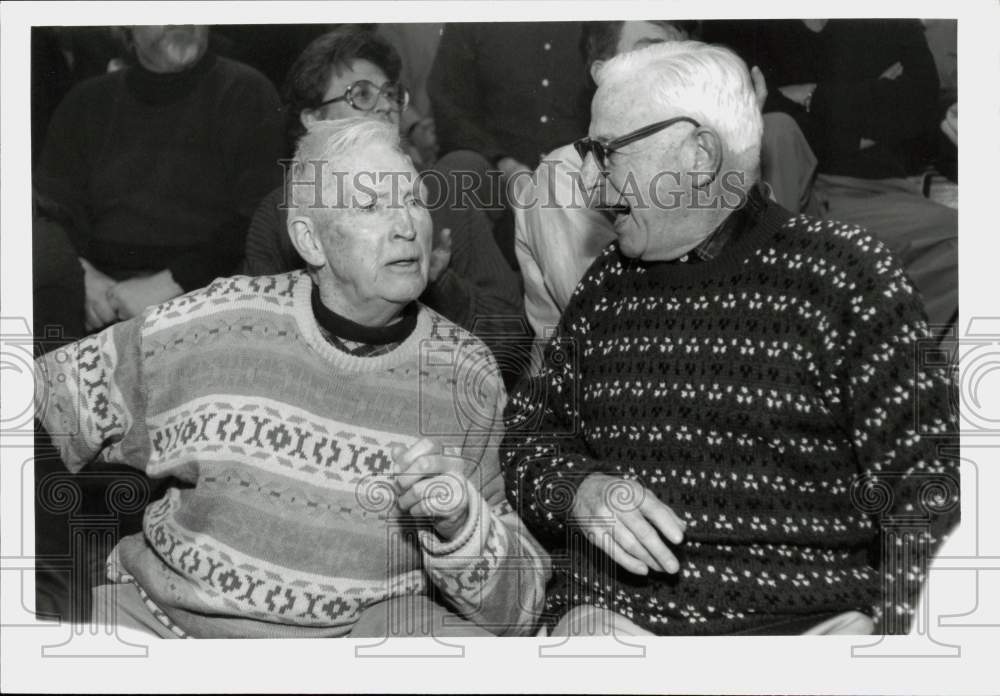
left=1, top=1, right=996, bottom=693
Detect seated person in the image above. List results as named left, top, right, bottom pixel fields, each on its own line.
left=241, top=27, right=525, bottom=385
left=704, top=19, right=958, bottom=340
left=34, top=25, right=284, bottom=333
left=501, top=41, right=959, bottom=636
left=35, top=118, right=550, bottom=638
left=515, top=20, right=818, bottom=368
left=428, top=22, right=593, bottom=269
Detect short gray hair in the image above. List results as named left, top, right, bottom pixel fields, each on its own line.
left=595, top=40, right=763, bottom=176
left=288, top=117, right=402, bottom=216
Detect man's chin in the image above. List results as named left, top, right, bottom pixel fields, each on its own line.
left=382, top=279, right=427, bottom=306
left=614, top=217, right=646, bottom=259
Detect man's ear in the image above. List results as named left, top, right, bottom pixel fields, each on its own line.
left=690, top=127, right=723, bottom=188
left=288, top=216, right=326, bottom=267
left=300, top=108, right=319, bottom=130
left=589, top=59, right=605, bottom=84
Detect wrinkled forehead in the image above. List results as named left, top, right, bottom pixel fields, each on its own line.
left=326, top=144, right=421, bottom=201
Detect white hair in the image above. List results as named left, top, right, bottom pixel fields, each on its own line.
left=288, top=117, right=402, bottom=217
left=595, top=40, right=763, bottom=176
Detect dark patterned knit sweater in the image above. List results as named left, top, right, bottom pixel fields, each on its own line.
left=500, top=200, right=959, bottom=635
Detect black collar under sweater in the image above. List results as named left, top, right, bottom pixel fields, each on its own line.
left=124, top=51, right=217, bottom=105
left=310, top=284, right=419, bottom=347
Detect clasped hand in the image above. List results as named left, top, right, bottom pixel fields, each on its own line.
left=81, top=259, right=184, bottom=331
left=391, top=438, right=472, bottom=541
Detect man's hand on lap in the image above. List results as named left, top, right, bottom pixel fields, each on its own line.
left=572, top=473, right=685, bottom=576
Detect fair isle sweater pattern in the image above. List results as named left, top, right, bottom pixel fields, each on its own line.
left=38, top=271, right=549, bottom=638
left=501, top=206, right=959, bottom=635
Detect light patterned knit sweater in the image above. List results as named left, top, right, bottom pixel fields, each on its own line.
left=501, top=201, right=959, bottom=635
left=37, top=271, right=549, bottom=638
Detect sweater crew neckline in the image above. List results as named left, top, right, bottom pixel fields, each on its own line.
left=310, top=284, right=419, bottom=347
left=124, top=51, right=218, bottom=105
left=291, top=272, right=431, bottom=373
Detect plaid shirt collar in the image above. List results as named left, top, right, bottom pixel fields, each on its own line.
left=677, top=184, right=768, bottom=263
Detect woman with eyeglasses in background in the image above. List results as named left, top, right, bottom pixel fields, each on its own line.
left=241, top=27, right=525, bottom=386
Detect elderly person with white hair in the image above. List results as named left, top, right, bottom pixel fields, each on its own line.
left=501, top=41, right=958, bottom=637
left=35, top=117, right=549, bottom=639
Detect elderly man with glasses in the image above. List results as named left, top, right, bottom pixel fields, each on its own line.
left=500, top=40, right=958, bottom=637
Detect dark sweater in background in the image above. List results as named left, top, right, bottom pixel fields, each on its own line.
left=35, top=52, right=284, bottom=291
left=501, top=201, right=959, bottom=635
left=428, top=22, right=591, bottom=168
left=703, top=19, right=941, bottom=179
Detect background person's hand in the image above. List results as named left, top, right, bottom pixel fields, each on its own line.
left=428, top=227, right=452, bottom=283
left=941, top=103, right=957, bottom=145
left=750, top=65, right=768, bottom=109
left=878, top=60, right=904, bottom=81
left=106, top=270, right=183, bottom=321
left=80, top=257, right=118, bottom=332
left=777, top=83, right=817, bottom=109
left=571, top=473, right=686, bottom=576
left=392, top=438, right=472, bottom=541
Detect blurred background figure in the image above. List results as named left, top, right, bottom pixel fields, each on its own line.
left=428, top=22, right=592, bottom=269
left=34, top=25, right=284, bottom=336
left=31, top=24, right=284, bottom=623
left=703, top=18, right=958, bottom=340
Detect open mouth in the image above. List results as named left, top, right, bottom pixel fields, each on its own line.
left=610, top=201, right=631, bottom=217
left=387, top=257, right=420, bottom=269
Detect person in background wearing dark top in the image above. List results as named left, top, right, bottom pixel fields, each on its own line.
left=34, top=25, right=284, bottom=334
left=31, top=27, right=123, bottom=165
left=31, top=24, right=283, bottom=624
left=704, top=19, right=958, bottom=341
left=210, top=23, right=342, bottom=96
left=240, top=27, right=526, bottom=387
left=427, top=22, right=592, bottom=269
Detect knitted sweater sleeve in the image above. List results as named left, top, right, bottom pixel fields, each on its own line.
left=499, top=247, right=620, bottom=544
left=419, top=348, right=552, bottom=635
left=35, top=315, right=152, bottom=475
left=827, top=227, right=960, bottom=634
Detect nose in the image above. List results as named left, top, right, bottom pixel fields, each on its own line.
left=579, top=151, right=612, bottom=206
left=392, top=204, right=418, bottom=241
left=372, top=90, right=396, bottom=122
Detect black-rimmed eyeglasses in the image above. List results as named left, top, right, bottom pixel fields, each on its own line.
left=573, top=116, right=701, bottom=171
left=316, top=80, right=410, bottom=113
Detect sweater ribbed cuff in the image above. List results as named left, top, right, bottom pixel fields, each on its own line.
left=528, top=454, right=614, bottom=530
left=419, top=481, right=485, bottom=557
